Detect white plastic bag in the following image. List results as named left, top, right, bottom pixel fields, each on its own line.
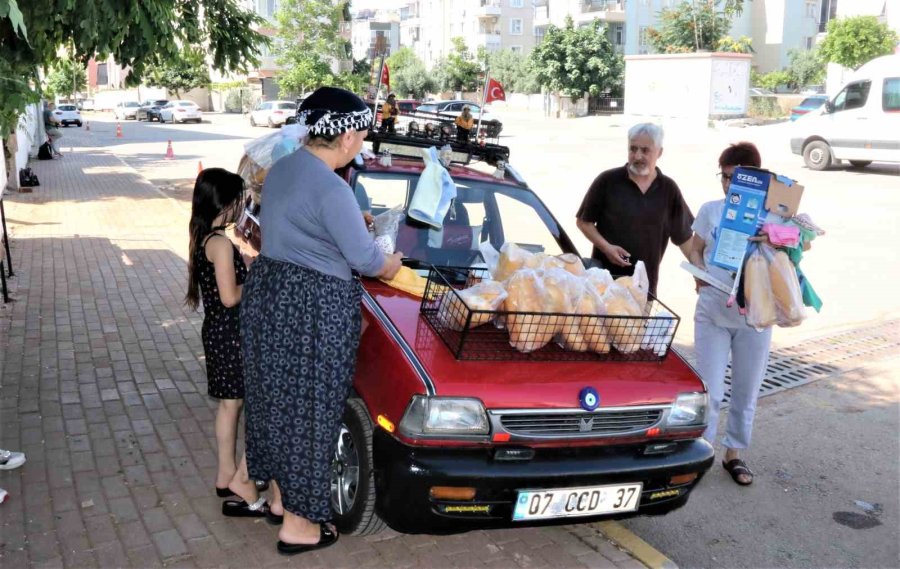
left=438, top=280, right=508, bottom=331
left=640, top=309, right=676, bottom=356
left=601, top=283, right=645, bottom=353
left=372, top=206, right=404, bottom=254
left=615, top=260, right=649, bottom=313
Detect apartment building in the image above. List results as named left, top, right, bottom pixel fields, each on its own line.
left=401, top=0, right=535, bottom=69
left=351, top=13, right=401, bottom=61
left=533, top=0, right=626, bottom=52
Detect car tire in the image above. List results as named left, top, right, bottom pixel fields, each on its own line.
left=803, top=141, right=832, bottom=171
left=849, top=160, right=872, bottom=168
left=332, top=398, right=385, bottom=536
left=76, top=121, right=82, bottom=127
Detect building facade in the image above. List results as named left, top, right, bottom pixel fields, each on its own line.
left=533, top=0, right=626, bottom=52
left=351, top=17, right=401, bottom=61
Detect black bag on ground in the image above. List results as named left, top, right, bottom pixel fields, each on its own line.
left=19, top=168, right=40, bottom=187
left=38, top=142, right=53, bottom=160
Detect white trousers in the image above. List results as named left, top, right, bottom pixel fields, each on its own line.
left=694, top=288, right=772, bottom=450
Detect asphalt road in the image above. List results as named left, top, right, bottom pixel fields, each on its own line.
left=75, top=109, right=900, bottom=568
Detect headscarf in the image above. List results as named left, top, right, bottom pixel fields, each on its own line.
left=297, top=86, right=373, bottom=137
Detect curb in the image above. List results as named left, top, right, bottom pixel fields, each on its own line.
left=596, top=521, right=679, bottom=569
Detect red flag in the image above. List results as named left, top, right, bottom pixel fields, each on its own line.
left=485, top=78, right=506, bottom=103
left=380, top=64, right=390, bottom=90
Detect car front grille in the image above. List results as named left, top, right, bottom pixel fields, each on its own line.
left=496, top=408, right=664, bottom=438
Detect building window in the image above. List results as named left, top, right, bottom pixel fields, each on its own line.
left=510, top=45, right=523, bottom=54
left=510, top=18, right=523, bottom=35
left=806, top=1, right=817, bottom=18
left=612, top=23, right=624, bottom=45
left=510, top=0, right=523, bottom=7
left=805, top=36, right=814, bottom=50
left=638, top=26, right=649, bottom=46
left=256, top=0, right=276, bottom=18
left=535, top=26, right=546, bottom=42
left=96, top=63, right=108, bottom=86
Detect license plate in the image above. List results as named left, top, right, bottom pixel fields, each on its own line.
left=512, top=483, right=642, bottom=521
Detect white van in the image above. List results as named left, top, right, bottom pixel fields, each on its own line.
left=790, top=54, right=900, bottom=170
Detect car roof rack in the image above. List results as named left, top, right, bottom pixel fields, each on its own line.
left=365, top=129, right=510, bottom=167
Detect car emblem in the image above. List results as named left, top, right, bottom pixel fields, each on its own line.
left=579, top=387, right=599, bottom=411
left=579, top=417, right=595, bottom=432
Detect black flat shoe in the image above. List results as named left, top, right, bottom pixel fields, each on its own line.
left=216, top=487, right=235, bottom=498
left=266, top=509, right=284, bottom=526
left=222, top=498, right=269, bottom=518
left=277, top=523, right=339, bottom=556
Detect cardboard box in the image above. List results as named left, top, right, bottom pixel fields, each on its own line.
left=710, top=167, right=802, bottom=272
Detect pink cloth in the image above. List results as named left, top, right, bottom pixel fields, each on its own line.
left=762, top=223, right=800, bottom=247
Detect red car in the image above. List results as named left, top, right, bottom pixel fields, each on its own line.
left=236, top=133, right=714, bottom=535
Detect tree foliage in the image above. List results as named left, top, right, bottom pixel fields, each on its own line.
left=530, top=16, right=623, bottom=99
left=145, top=48, right=210, bottom=98
left=818, top=15, right=898, bottom=70
left=755, top=70, right=791, bottom=91
left=434, top=37, right=481, bottom=92
left=273, top=0, right=351, bottom=96
left=487, top=49, right=539, bottom=94
left=648, top=0, right=745, bottom=53
left=44, top=57, right=87, bottom=100
left=385, top=47, right=435, bottom=99
left=786, top=48, right=825, bottom=89
left=0, top=0, right=267, bottom=135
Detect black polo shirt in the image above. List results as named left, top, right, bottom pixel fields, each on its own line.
left=576, top=165, right=693, bottom=295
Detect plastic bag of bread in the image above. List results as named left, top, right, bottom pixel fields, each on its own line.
left=494, top=242, right=533, bottom=282
left=541, top=268, right=580, bottom=341
left=760, top=244, right=805, bottom=327
left=744, top=247, right=777, bottom=330
left=615, top=261, right=649, bottom=313
left=524, top=252, right=564, bottom=272
left=601, top=283, right=645, bottom=353
left=560, top=279, right=611, bottom=353
left=504, top=270, right=555, bottom=352
left=584, top=267, right=615, bottom=297
left=237, top=154, right=268, bottom=205
left=438, top=280, right=507, bottom=331
left=556, top=253, right=586, bottom=276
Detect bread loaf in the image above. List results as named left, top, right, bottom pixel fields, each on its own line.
left=495, top=243, right=533, bottom=282
left=438, top=280, right=507, bottom=331
left=505, top=270, right=554, bottom=352
left=584, top=267, right=614, bottom=297
left=744, top=251, right=776, bottom=329
left=615, top=275, right=648, bottom=313
left=602, top=283, right=644, bottom=353
left=768, top=249, right=805, bottom=325
left=524, top=252, right=564, bottom=271
left=556, top=253, right=586, bottom=276
left=560, top=281, right=611, bottom=353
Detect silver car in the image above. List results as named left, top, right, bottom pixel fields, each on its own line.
left=250, top=100, right=297, bottom=128
left=113, top=101, right=141, bottom=120
left=159, top=100, right=203, bottom=124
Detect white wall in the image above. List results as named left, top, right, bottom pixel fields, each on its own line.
left=624, top=53, right=752, bottom=122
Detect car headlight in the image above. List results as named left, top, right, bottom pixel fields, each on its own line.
left=666, top=392, right=708, bottom=428
left=399, top=396, right=489, bottom=437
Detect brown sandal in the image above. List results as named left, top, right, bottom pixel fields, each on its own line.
left=722, top=458, right=754, bottom=486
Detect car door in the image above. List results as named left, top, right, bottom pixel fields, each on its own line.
left=825, top=80, right=873, bottom=161
left=161, top=103, right=173, bottom=122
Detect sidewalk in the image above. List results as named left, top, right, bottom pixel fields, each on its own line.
left=0, top=133, right=664, bottom=568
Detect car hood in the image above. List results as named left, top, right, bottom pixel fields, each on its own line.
left=363, top=280, right=705, bottom=410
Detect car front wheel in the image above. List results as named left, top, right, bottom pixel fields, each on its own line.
left=331, top=398, right=385, bottom=536
left=803, top=141, right=832, bottom=171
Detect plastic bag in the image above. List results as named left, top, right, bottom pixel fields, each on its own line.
left=641, top=309, right=676, bottom=356
left=556, top=253, right=586, bottom=276
left=438, top=280, right=508, bottom=331
left=584, top=267, right=615, bottom=297
left=504, top=269, right=554, bottom=353
left=601, top=283, right=645, bottom=353
left=372, top=206, right=404, bottom=254
left=408, top=146, right=457, bottom=229
left=479, top=240, right=500, bottom=278
left=744, top=247, right=777, bottom=330
left=615, top=260, right=649, bottom=313
left=239, top=125, right=308, bottom=204
left=524, top=252, right=565, bottom=272
left=494, top=242, right=534, bottom=282
left=551, top=271, right=610, bottom=353
left=760, top=244, right=805, bottom=327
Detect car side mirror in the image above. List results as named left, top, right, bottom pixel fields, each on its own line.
left=824, top=101, right=834, bottom=114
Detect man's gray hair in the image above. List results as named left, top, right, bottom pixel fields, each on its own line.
left=627, top=122, right=664, bottom=148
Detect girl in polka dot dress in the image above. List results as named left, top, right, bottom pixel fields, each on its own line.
left=185, top=168, right=269, bottom=517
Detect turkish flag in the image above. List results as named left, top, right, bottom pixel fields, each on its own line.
left=485, top=78, right=506, bottom=103
left=381, top=64, right=390, bottom=90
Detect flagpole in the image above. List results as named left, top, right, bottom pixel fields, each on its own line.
left=476, top=67, right=490, bottom=141
left=372, top=53, right=387, bottom=129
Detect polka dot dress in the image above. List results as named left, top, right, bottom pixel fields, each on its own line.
left=240, top=255, right=362, bottom=522
left=197, top=231, right=247, bottom=400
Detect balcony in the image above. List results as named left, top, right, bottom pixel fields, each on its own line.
left=475, top=32, right=502, bottom=50
left=534, top=5, right=550, bottom=27
left=476, top=0, right=501, bottom=18
left=577, top=0, right=625, bottom=23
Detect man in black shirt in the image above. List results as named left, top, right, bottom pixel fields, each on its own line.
left=576, top=123, right=694, bottom=294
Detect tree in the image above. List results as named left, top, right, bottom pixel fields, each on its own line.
left=44, top=57, right=87, bottom=101
left=648, top=0, right=745, bottom=53
left=786, top=48, right=825, bottom=89
left=756, top=70, right=791, bottom=91
left=436, top=37, right=481, bottom=92
left=530, top=16, right=623, bottom=99
left=0, top=0, right=267, bottom=135
left=273, top=0, right=351, bottom=96
left=818, top=16, right=898, bottom=70
left=385, top=47, right=435, bottom=99
left=145, top=48, right=210, bottom=98
left=487, top=49, right=539, bottom=94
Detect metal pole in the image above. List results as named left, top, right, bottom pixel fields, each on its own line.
left=0, top=197, right=13, bottom=277
left=372, top=53, right=387, bottom=129
left=476, top=68, right=489, bottom=139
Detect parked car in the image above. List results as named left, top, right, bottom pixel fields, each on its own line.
left=800, top=85, right=825, bottom=95
left=790, top=53, right=900, bottom=170
left=748, top=87, right=775, bottom=96
left=415, top=100, right=503, bottom=137
left=159, top=100, right=203, bottom=123
left=78, top=99, right=95, bottom=111
left=234, top=133, right=714, bottom=536
left=54, top=104, right=83, bottom=127
left=249, top=100, right=298, bottom=128
left=113, top=101, right=141, bottom=120
left=789, top=95, right=829, bottom=121
left=136, top=99, right=169, bottom=122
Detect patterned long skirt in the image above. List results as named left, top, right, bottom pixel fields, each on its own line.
left=240, top=255, right=362, bottom=522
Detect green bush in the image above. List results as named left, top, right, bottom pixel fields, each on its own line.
left=224, top=88, right=256, bottom=113
left=748, top=96, right=783, bottom=119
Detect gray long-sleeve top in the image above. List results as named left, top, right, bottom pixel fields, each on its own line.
left=259, top=147, right=384, bottom=280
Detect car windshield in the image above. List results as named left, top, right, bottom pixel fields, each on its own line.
left=276, top=103, right=297, bottom=110
left=153, top=100, right=168, bottom=106
left=59, top=105, right=77, bottom=111
left=800, top=97, right=826, bottom=107
left=178, top=102, right=196, bottom=107
left=125, top=102, right=140, bottom=107
left=417, top=104, right=437, bottom=113
left=353, top=171, right=565, bottom=267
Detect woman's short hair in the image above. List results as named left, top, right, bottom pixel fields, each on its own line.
left=719, top=142, right=762, bottom=168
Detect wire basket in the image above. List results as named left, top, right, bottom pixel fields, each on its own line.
left=420, top=266, right=681, bottom=362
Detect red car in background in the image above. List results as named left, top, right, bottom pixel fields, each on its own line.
left=236, top=132, right=715, bottom=535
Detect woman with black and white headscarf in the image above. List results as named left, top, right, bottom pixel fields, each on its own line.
left=240, top=87, right=403, bottom=555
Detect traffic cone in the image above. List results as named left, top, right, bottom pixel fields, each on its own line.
left=197, top=161, right=203, bottom=174
left=164, top=140, right=174, bottom=160
left=116, top=123, right=123, bottom=138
